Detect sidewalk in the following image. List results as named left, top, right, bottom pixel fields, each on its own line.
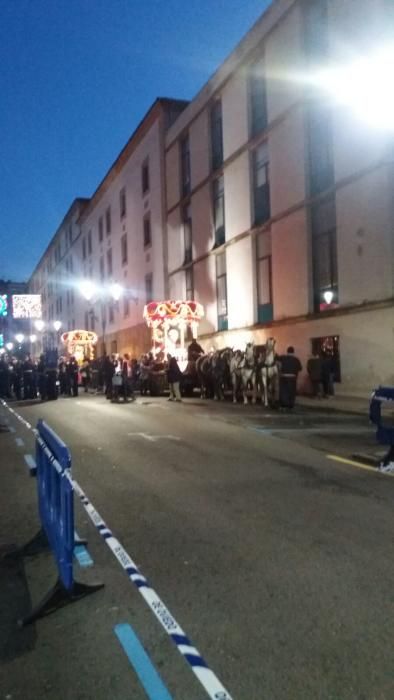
left=297, top=394, right=370, bottom=416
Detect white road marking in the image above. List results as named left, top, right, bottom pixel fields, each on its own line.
left=127, top=432, right=180, bottom=442
left=15, top=437, right=24, bottom=447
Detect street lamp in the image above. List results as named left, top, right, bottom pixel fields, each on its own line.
left=313, top=45, right=394, bottom=131
left=79, top=280, right=98, bottom=302
left=109, top=283, right=123, bottom=301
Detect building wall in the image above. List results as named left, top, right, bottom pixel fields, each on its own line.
left=164, top=0, right=394, bottom=394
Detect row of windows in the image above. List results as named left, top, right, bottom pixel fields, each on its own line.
left=181, top=142, right=270, bottom=264
left=83, top=212, right=152, bottom=267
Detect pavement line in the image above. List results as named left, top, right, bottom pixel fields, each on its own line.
left=15, top=437, right=24, bottom=447
left=23, top=454, right=37, bottom=476
left=326, top=454, right=393, bottom=476
left=0, top=398, right=234, bottom=700
left=250, top=426, right=369, bottom=435
left=114, top=623, right=173, bottom=700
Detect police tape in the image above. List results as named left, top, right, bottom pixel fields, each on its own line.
left=1, top=399, right=234, bottom=700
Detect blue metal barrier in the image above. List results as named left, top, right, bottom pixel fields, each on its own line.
left=35, top=420, right=73, bottom=591
left=370, top=387, right=394, bottom=467
left=18, top=420, right=103, bottom=626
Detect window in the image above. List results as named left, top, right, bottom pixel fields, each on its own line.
left=145, top=273, right=153, bottom=303
left=142, top=161, right=150, bottom=195
left=256, top=232, right=273, bottom=323
left=82, top=238, right=87, bottom=260
left=210, top=99, right=223, bottom=171
left=88, top=229, right=92, bottom=255
left=311, top=197, right=338, bottom=311
left=107, top=248, right=113, bottom=277
left=303, top=0, right=329, bottom=63
left=183, top=203, right=192, bottom=263
left=121, top=233, right=128, bottom=265
left=120, top=188, right=126, bottom=218
left=307, top=104, right=334, bottom=195
left=213, top=175, right=225, bottom=246
left=143, top=214, right=151, bottom=247
left=123, top=295, right=130, bottom=317
left=249, top=57, right=267, bottom=136
left=253, top=142, right=271, bottom=225
left=100, top=256, right=105, bottom=281
left=98, top=216, right=104, bottom=243
left=180, top=134, right=191, bottom=197
left=105, top=206, right=111, bottom=235
left=185, top=267, right=194, bottom=300
left=216, top=252, right=228, bottom=331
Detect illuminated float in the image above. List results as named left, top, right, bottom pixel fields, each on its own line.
left=60, top=329, right=98, bottom=364
left=143, top=300, right=204, bottom=371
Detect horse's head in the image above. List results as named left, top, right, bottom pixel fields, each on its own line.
left=266, top=337, right=276, bottom=352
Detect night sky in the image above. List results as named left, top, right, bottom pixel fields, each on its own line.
left=0, top=0, right=271, bottom=282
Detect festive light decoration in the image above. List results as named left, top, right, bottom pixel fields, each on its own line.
left=0, top=295, right=8, bottom=317
left=0, top=333, right=4, bottom=347
left=12, top=294, right=42, bottom=319
left=61, top=329, right=98, bottom=364
left=143, top=300, right=204, bottom=370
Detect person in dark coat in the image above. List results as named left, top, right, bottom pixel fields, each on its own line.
left=37, top=354, right=47, bottom=401
left=278, top=346, right=302, bottom=409
left=103, top=354, right=115, bottom=400
left=166, top=353, right=183, bottom=401
left=187, top=339, right=204, bottom=361
left=307, top=352, right=322, bottom=397
left=321, top=352, right=335, bottom=398
left=22, top=355, right=35, bottom=399
left=66, top=356, right=79, bottom=397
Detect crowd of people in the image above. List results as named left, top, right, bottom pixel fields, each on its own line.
left=0, top=339, right=335, bottom=408
left=0, top=350, right=167, bottom=403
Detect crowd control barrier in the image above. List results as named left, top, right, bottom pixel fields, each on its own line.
left=18, top=419, right=103, bottom=626
left=369, top=387, right=394, bottom=467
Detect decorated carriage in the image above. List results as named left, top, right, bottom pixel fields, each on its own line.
left=143, top=299, right=204, bottom=396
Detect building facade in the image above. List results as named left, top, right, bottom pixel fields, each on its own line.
left=29, top=99, right=187, bottom=359
left=165, top=0, right=394, bottom=394
left=29, top=0, right=393, bottom=393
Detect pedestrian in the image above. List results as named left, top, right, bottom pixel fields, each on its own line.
left=37, top=354, right=47, bottom=401
left=321, top=352, right=334, bottom=398
left=307, top=352, right=322, bottom=397
left=278, top=346, right=302, bottom=410
left=187, top=338, right=204, bottom=361
left=22, top=354, right=35, bottom=399
left=139, top=355, right=150, bottom=396
left=166, top=353, right=183, bottom=402
left=80, top=357, right=90, bottom=393
left=103, top=354, right=115, bottom=400
left=67, top=356, right=79, bottom=397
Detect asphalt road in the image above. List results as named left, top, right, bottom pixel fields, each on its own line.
left=1, top=393, right=394, bottom=700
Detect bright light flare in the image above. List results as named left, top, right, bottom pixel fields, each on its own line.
left=79, top=280, right=97, bottom=301
left=29, top=334, right=37, bottom=343
left=15, top=334, right=24, bottom=344
left=314, top=45, right=394, bottom=131
left=5, top=343, right=13, bottom=351
left=35, top=319, right=45, bottom=331
left=110, top=283, right=123, bottom=301
left=53, top=320, right=62, bottom=332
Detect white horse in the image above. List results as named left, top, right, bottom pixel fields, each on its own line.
left=261, top=337, right=279, bottom=407
left=230, top=343, right=257, bottom=404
